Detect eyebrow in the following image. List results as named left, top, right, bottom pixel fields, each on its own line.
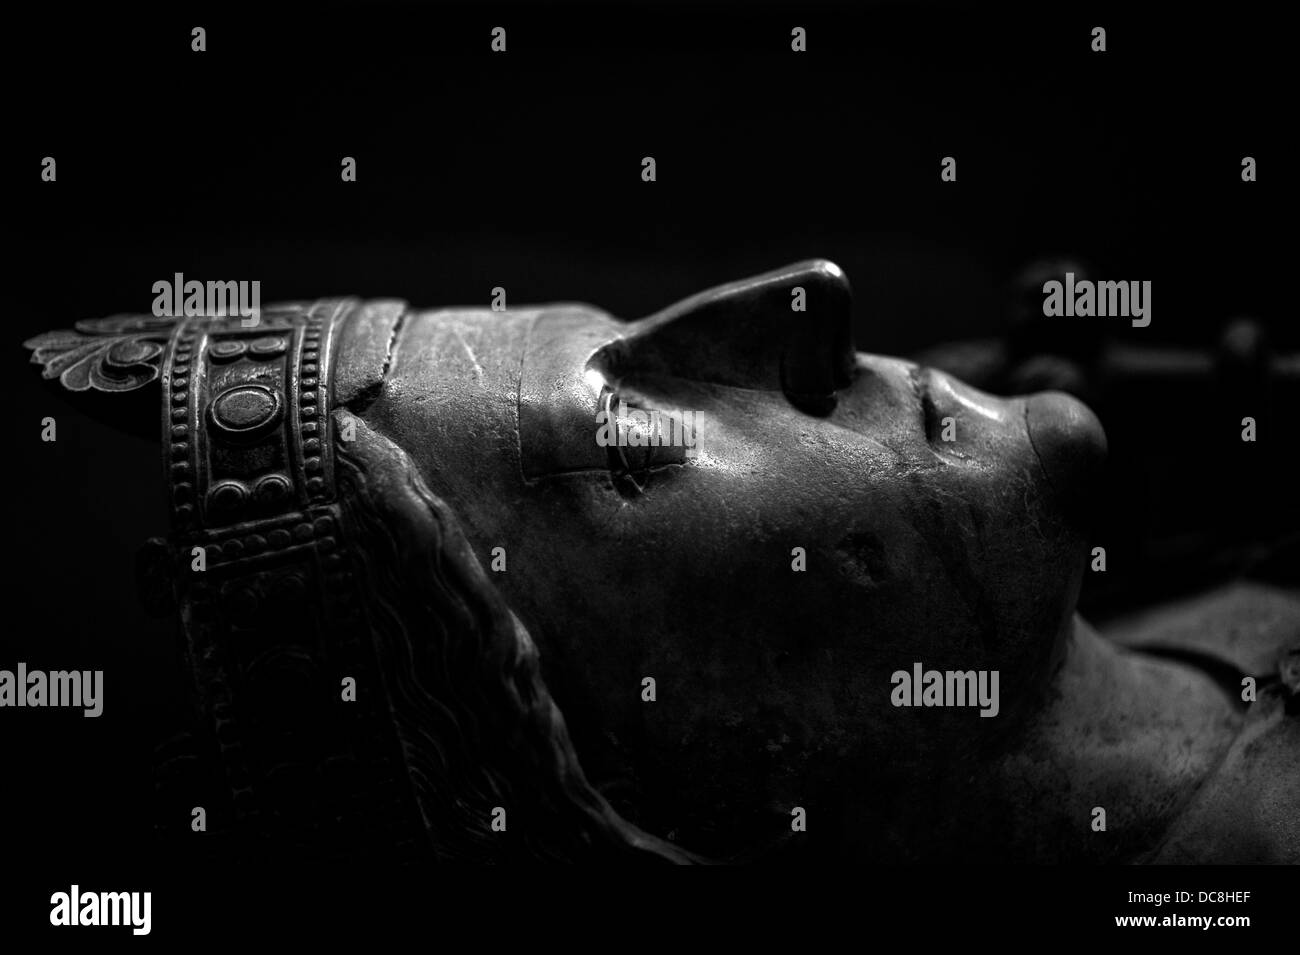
left=517, top=308, right=615, bottom=481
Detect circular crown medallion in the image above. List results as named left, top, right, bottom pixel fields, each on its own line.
left=208, top=383, right=285, bottom=441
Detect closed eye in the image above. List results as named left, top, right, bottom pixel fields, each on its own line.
left=596, top=385, right=690, bottom=490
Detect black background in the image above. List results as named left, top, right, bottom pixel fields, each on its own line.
left=5, top=0, right=1296, bottom=937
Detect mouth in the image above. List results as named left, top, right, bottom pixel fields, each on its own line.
left=908, top=364, right=944, bottom=445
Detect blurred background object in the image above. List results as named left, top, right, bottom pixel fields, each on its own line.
left=915, top=256, right=1298, bottom=617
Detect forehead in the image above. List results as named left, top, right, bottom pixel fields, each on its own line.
left=387, top=307, right=535, bottom=392
left=388, top=304, right=619, bottom=382
left=382, top=304, right=624, bottom=478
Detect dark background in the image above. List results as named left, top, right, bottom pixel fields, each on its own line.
left=5, top=0, right=1296, bottom=932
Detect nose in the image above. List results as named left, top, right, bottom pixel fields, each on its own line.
left=612, top=260, right=855, bottom=414
left=1025, top=391, right=1108, bottom=529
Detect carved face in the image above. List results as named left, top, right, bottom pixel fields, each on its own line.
left=362, top=260, right=1106, bottom=856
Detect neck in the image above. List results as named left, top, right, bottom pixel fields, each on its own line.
left=981, top=614, right=1243, bottom=862
left=834, top=614, right=1244, bottom=863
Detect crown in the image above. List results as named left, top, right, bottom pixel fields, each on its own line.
left=26, top=299, right=430, bottom=858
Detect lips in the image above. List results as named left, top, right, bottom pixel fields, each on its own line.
left=912, top=365, right=1108, bottom=529
left=915, top=364, right=1016, bottom=447
left=913, top=365, right=943, bottom=445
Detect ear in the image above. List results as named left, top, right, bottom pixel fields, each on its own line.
left=606, top=259, right=855, bottom=414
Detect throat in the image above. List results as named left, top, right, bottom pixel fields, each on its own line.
left=983, top=615, right=1245, bottom=862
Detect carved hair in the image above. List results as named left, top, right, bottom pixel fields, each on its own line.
left=334, top=415, right=692, bottom=863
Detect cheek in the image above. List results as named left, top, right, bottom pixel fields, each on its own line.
left=778, top=443, right=1084, bottom=660
left=515, top=400, right=1078, bottom=679
left=888, top=461, right=1084, bottom=694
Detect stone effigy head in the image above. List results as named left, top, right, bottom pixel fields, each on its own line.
left=348, top=259, right=1108, bottom=856
left=39, top=259, right=1271, bottom=865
